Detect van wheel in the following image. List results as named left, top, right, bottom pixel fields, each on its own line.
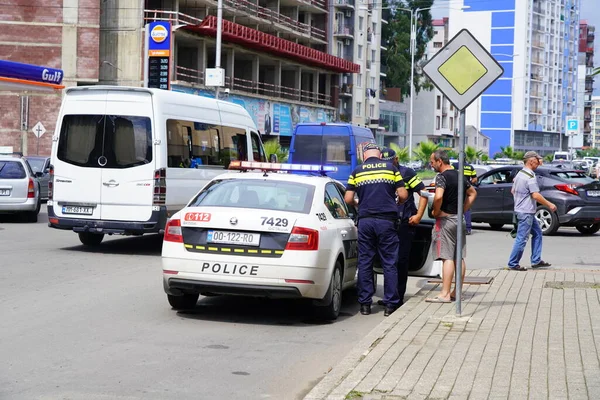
left=78, top=232, right=105, bottom=246
left=315, top=262, right=343, bottom=321
left=168, top=294, right=199, bottom=310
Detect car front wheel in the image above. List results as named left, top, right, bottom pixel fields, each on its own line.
left=535, top=206, right=559, bottom=235
left=575, top=223, right=600, bottom=235
left=168, top=293, right=199, bottom=310
left=315, top=262, right=343, bottom=321
left=489, top=223, right=504, bottom=230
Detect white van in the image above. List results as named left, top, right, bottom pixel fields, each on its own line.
left=48, top=86, right=267, bottom=246
left=553, top=151, right=571, bottom=162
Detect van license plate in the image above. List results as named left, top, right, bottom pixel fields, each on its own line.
left=62, top=206, right=93, bottom=215
left=207, top=230, right=260, bottom=246
left=587, top=190, right=600, bottom=197
left=0, top=189, right=9, bottom=196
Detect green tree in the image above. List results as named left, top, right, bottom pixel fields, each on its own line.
left=513, top=151, right=525, bottom=161
left=446, top=149, right=459, bottom=159
left=465, top=146, right=483, bottom=163
left=412, top=140, right=439, bottom=166
left=593, top=67, right=600, bottom=76
left=500, top=145, right=514, bottom=159
left=381, top=0, right=434, bottom=99
left=544, top=153, right=554, bottom=163
left=389, top=143, right=410, bottom=163
left=263, top=139, right=289, bottom=163
left=481, top=154, right=490, bottom=163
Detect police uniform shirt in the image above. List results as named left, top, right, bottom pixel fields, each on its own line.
left=452, top=162, right=477, bottom=179
left=346, top=157, right=404, bottom=220
left=397, top=165, right=425, bottom=220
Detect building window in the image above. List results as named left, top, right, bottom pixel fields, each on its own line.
left=356, top=102, right=362, bottom=116
left=449, top=117, right=454, bottom=131
left=436, top=96, right=441, bottom=110
left=358, top=45, right=363, bottom=59
left=372, top=49, right=376, bottom=62
left=359, top=16, right=364, bottom=31
left=436, top=116, right=440, bottom=130
left=434, top=42, right=443, bottom=48
left=370, top=76, right=375, bottom=88
left=370, top=104, right=375, bottom=117
left=337, top=41, right=343, bottom=58
left=357, top=73, right=362, bottom=87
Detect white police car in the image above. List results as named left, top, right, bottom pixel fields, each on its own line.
left=162, top=162, right=440, bottom=320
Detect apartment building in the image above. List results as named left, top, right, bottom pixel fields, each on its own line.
left=103, top=0, right=383, bottom=144
left=579, top=21, right=595, bottom=147
left=592, top=96, right=600, bottom=149
left=0, top=0, right=101, bottom=155
left=449, top=0, right=580, bottom=156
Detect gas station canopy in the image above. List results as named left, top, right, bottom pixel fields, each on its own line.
left=0, top=60, right=64, bottom=92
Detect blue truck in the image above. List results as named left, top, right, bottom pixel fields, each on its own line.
left=287, top=123, right=375, bottom=184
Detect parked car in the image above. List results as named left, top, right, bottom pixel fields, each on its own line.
left=24, top=155, right=51, bottom=200
left=471, top=166, right=600, bottom=235
left=0, top=154, right=42, bottom=222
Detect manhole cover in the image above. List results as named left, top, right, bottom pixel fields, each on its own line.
left=544, top=281, right=600, bottom=289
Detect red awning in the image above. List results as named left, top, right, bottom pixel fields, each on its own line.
left=182, top=16, right=360, bottom=74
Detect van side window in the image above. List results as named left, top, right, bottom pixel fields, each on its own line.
left=57, top=115, right=152, bottom=169
left=250, top=131, right=267, bottom=162
left=166, top=119, right=249, bottom=168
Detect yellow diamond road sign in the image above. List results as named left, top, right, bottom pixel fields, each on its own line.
left=423, top=29, right=504, bottom=111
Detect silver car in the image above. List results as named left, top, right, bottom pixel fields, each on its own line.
left=0, top=154, right=42, bottom=222
left=24, top=156, right=51, bottom=200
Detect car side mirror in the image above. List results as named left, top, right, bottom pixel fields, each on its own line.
left=34, top=171, right=44, bottom=178
left=269, top=154, right=278, bottom=163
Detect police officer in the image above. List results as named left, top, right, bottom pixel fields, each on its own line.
left=377, top=147, right=427, bottom=307
left=452, top=161, right=477, bottom=235
left=344, top=143, right=408, bottom=316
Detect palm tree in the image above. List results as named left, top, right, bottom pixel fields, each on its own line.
left=412, top=140, right=439, bottom=167
left=593, top=66, right=600, bottom=76
left=389, top=143, right=410, bottom=164
left=513, top=151, right=525, bottom=161
left=465, top=146, right=483, bottom=163
left=544, top=153, right=553, bottom=163
left=263, top=139, right=289, bottom=162
left=500, top=145, right=514, bottom=159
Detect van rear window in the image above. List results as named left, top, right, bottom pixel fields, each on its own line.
left=57, top=115, right=152, bottom=168
left=292, top=135, right=351, bottom=165
left=0, top=161, right=26, bottom=179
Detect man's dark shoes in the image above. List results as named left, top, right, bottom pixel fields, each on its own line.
left=360, top=304, right=371, bottom=315
left=507, top=265, right=527, bottom=271
left=384, top=306, right=397, bottom=317
left=531, top=261, right=551, bottom=268
left=376, top=299, right=385, bottom=306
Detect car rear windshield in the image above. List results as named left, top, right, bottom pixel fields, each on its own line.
left=189, top=179, right=315, bottom=214
left=551, top=171, right=594, bottom=184
left=292, top=134, right=351, bottom=165
left=0, top=161, right=26, bottom=179
left=57, top=115, right=152, bottom=168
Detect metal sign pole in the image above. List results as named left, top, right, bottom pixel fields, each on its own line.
left=455, top=109, right=466, bottom=316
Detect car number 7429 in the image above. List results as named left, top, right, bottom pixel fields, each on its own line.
left=260, top=217, right=288, bottom=227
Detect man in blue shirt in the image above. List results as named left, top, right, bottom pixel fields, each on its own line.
left=344, top=143, right=408, bottom=316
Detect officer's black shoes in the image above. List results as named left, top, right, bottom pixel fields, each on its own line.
left=360, top=304, right=371, bottom=315
left=384, top=306, right=398, bottom=317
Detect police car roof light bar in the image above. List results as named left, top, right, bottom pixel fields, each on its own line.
left=229, top=161, right=337, bottom=174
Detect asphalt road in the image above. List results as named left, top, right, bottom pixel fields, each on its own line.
left=1, top=207, right=426, bottom=400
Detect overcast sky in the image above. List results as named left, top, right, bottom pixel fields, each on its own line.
left=432, top=0, right=599, bottom=93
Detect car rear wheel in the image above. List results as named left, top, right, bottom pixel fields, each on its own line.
left=315, top=262, right=343, bottom=321
left=78, top=232, right=105, bottom=246
left=535, top=206, right=559, bottom=235
left=23, top=198, right=41, bottom=223
left=489, top=223, right=504, bottom=230
left=575, top=223, right=600, bottom=235
left=167, top=293, right=199, bottom=310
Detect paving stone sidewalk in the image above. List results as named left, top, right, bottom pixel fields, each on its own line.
left=305, top=269, right=600, bottom=400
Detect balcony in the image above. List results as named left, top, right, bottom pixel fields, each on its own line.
left=585, top=115, right=592, bottom=122
left=587, top=47, right=594, bottom=53
left=340, top=83, right=353, bottom=96
left=174, top=65, right=332, bottom=106
left=334, top=25, right=354, bottom=38
left=530, top=73, right=543, bottom=81
left=333, top=0, right=355, bottom=8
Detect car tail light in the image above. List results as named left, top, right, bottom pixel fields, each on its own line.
left=164, top=219, right=183, bottom=243
left=48, top=164, right=54, bottom=200
left=554, top=183, right=580, bottom=196
left=27, top=178, right=35, bottom=198
left=153, top=168, right=166, bottom=206
left=286, top=227, right=319, bottom=251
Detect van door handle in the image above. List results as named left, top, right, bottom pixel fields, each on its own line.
left=341, top=230, right=348, bottom=237
left=103, top=180, right=119, bottom=187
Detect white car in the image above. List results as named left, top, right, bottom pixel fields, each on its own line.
left=162, top=162, right=440, bottom=320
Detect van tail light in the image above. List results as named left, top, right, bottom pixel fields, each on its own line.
left=48, top=164, right=54, bottom=200
left=164, top=219, right=183, bottom=243
left=554, top=184, right=580, bottom=196
left=153, top=168, right=166, bottom=206
left=27, top=178, right=35, bottom=198
left=285, top=227, right=319, bottom=251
